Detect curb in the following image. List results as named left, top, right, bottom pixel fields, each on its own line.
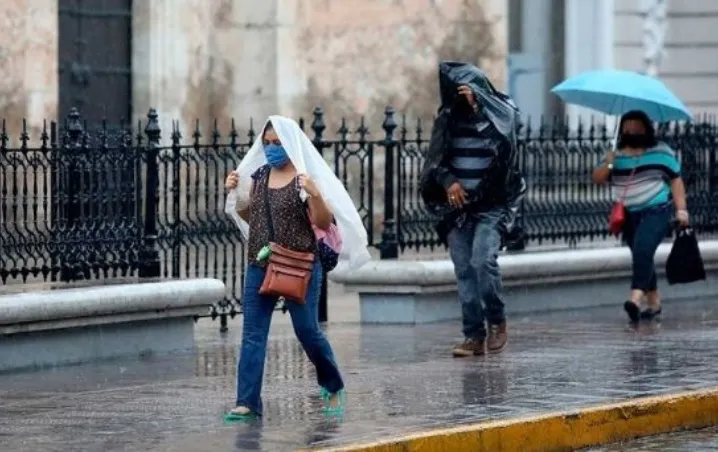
left=312, top=387, right=718, bottom=452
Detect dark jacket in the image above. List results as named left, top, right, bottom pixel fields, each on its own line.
left=419, top=61, right=527, bottom=241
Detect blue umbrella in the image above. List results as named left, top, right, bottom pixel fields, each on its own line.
left=551, top=69, right=692, bottom=122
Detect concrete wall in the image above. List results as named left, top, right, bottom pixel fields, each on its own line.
left=332, top=241, right=718, bottom=324
left=293, top=0, right=508, bottom=124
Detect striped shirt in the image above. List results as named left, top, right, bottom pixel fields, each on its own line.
left=606, top=142, right=681, bottom=212
left=449, top=117, right=501, bottom=191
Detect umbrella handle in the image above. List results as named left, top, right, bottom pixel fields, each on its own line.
left=611, top=115, right=621, bottom=151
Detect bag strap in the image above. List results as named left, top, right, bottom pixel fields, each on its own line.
left=262, top=169, right=275, bottom=242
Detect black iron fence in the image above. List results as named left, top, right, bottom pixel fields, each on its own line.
left=2, top=108, right=718, bottom=324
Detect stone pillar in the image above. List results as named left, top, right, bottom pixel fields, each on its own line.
left=485, top=0, right=509, bottom=89
left=0, top=0, right=57, bottom=135
left=564, top=0, right=615, bottom=129
left=224, top=0, right=281, bottom=126
left=132, top=0, right=283, bottom=138
left=0, top=0, right=57, bottom=248
left=132, top=0, right=190, bottom=138
left=275, top=0, right=304, bottom=119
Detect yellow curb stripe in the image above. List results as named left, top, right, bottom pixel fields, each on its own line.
left=312, top=387, right=718, bottom=452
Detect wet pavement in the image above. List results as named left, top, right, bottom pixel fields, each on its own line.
left=1, top=298, right=718, bottom=452
left=586, top=426, right=718, bottom=451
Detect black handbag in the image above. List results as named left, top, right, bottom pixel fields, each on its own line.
left=666, top=227, right=706, bottom=285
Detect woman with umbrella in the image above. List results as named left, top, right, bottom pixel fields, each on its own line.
left=591, top=110, right=689, bottom=322
left=552, top=70, right=692, bottom=323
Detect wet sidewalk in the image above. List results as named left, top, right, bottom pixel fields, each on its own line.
left=1, top=298, right=717, bottom=452
left=586, top=426, right=718, bottom=451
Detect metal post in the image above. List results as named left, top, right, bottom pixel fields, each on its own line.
left=380, top=107, right=399, bottom=259
left=219, top=314, right=228, bottom=334
left=62, top=109, right=85, bottom=282
left=138, top=108, right=161, bottom=278
left=47, top=121, right=60, bottom=282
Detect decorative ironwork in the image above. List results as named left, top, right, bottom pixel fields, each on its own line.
left=2, top=112, right=141, bottom=284
left=2, top=108, right=718, bottom=328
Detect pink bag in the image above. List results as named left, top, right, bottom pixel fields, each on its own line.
left=313, top=223, right=343, bottom=253
left=305, top=202, right=342, bottom=272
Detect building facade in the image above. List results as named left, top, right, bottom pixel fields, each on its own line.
left=0, top=0, right=508, bottom=140
left=509, top=0, right=718, bottom=125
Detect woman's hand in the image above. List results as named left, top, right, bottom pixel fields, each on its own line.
left=225, top=171, right=239, bottom=190
left=670, top=177, right=688, bottom=227
left=591, top=151, right=616, bottom=185
left=676, top=209, right=690, bottom=227
left=298, top=174, right=320, bottom=197
left=605, top=150, right=616, bottom=165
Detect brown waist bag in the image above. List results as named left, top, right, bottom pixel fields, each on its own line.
left=259, top=242, right=314, bottom=303
left=257, top=171, right=315, bottom=304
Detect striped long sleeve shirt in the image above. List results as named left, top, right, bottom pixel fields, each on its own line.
left=448, top=116, right=502, bottom=192
left=607, top=142, right=681, bottom=212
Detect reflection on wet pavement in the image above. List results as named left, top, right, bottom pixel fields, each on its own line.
left=585, top=426, right=718, bottom=451
left=0, top=299, right=717, bottom=451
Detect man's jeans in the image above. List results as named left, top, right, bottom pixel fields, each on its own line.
left=447, top=209, right=505, bottom=340
left=623, top=203, right=671, bottom=292
left=236, top=261, right=344, bottom=415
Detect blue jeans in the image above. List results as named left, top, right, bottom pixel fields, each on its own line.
left=623, top=203, right=671, bottom=292
left=236, top=261, right=344, bottom=415
left=447, top=209, right=505, bottom=340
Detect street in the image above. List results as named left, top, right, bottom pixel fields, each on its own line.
left=0, top=297, right=717, bottom=451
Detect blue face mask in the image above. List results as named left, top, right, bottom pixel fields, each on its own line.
left=264, top=144, right=290, bottom=168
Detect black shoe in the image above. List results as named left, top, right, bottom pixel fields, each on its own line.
left=624, top=301, right=640, bottom=323
left=640, top=306, right=662, bottom=320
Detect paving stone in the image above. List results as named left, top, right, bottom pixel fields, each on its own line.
left=0, top=300, right=717, bottom=451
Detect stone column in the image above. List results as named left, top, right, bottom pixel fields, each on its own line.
left=564, top=0, right=615, bottom=129
left=275, top=0, right=304, bottom=119
left=0, top=0, right=57, bottom=249
left=132, top=0, right=190, bottom=138
left=224, top=0, right=281, bottom=126
left=485, top=0, right=509, bottom=89
left=133, top=0, right=283, bottom=138
left=0, top=0, right=57, bottom=136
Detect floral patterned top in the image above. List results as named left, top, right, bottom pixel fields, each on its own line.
left=246, top=166, right=316, bottom=266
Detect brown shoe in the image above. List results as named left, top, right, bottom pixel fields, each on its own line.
left=452, top=338, right=485, bottom=357
left=487, top=322, right=507, bottom=354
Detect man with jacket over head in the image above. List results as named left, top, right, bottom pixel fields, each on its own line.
left=420, top=61, right=527, bottom=357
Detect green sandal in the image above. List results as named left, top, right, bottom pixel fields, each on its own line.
left=224, top=406, right=257, bottom=423
left=320, top=388, right=345, bottom=416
